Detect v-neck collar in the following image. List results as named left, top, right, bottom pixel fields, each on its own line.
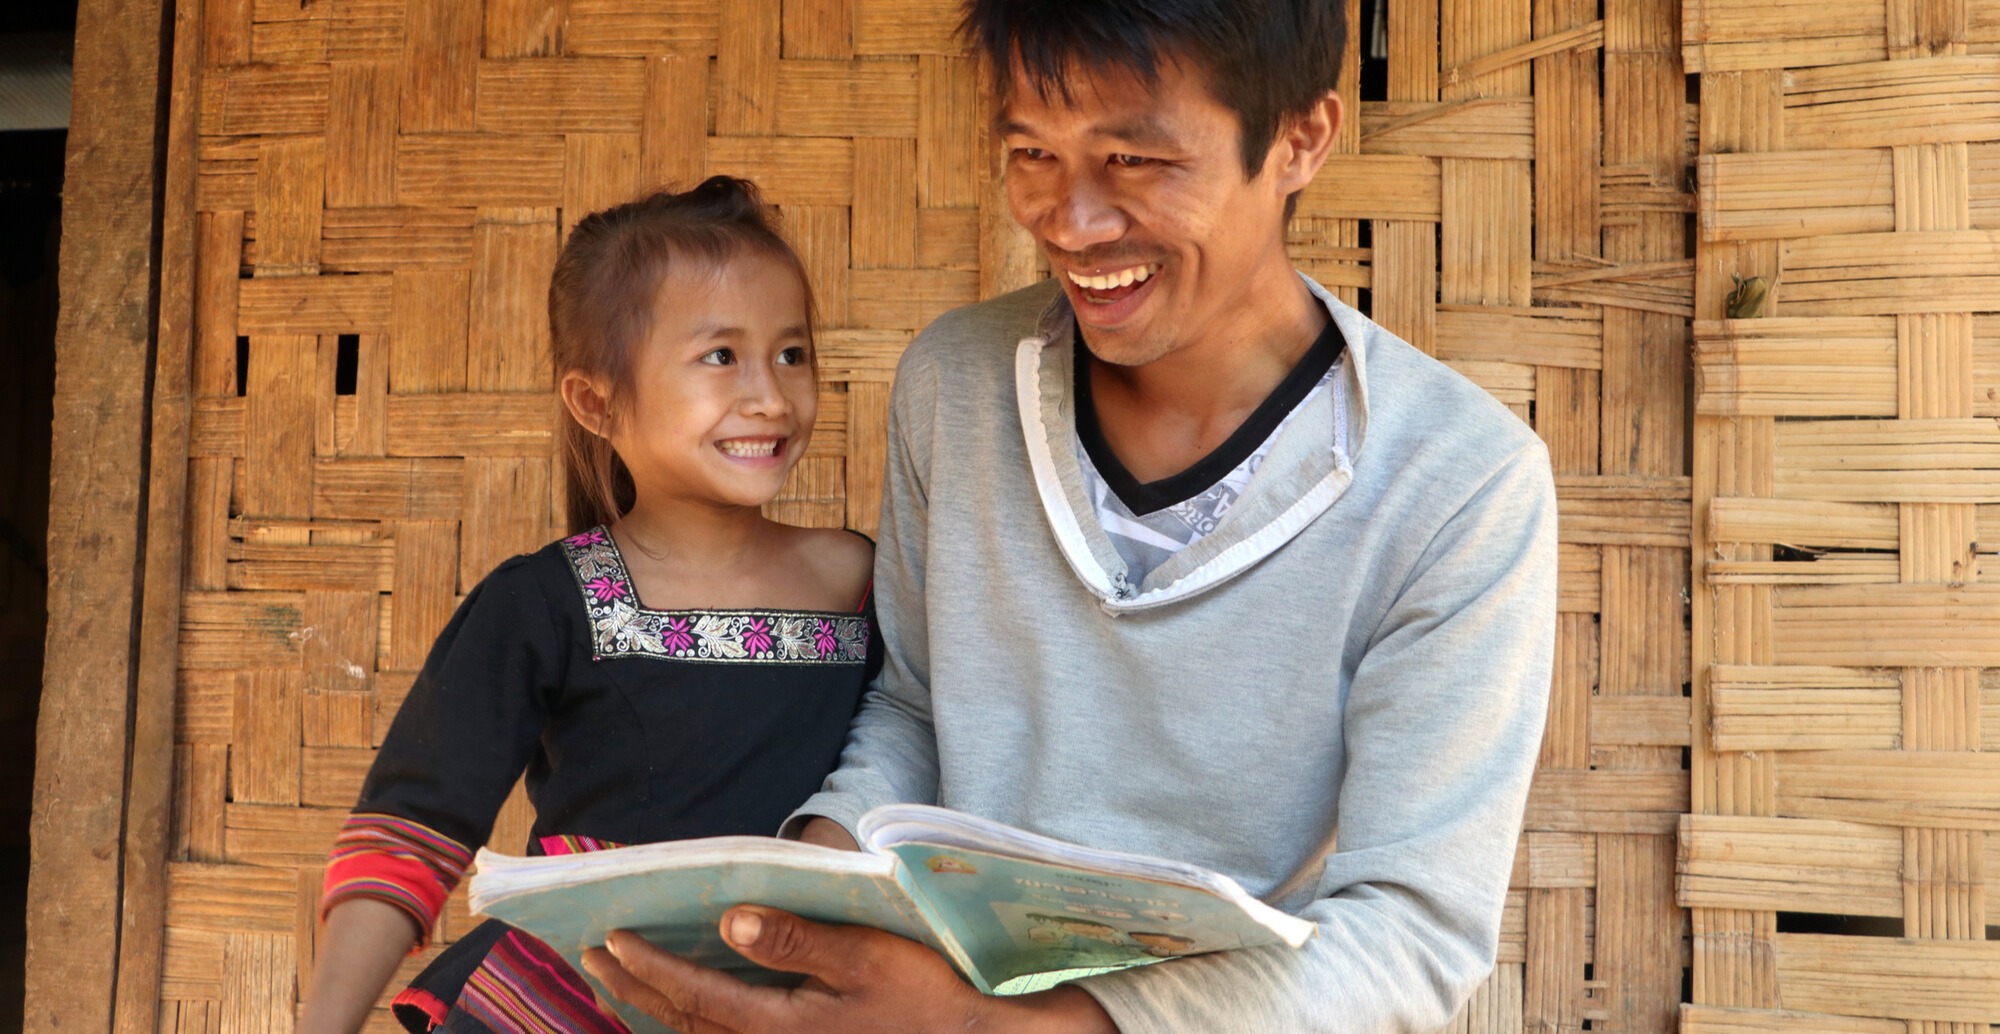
left=1072, top=316, right=1345, bottom=516
left=1013, top=273, right=1368, bottom=612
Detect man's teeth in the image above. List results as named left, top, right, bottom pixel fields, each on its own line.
left=719, top=440, right=779, bottom=458
left=1065, top=264, right=1157, bottom=291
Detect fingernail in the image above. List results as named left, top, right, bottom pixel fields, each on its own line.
left=605, top=934, right=626, bottom=962
left=580, top=952, right=603, bottom=977
left=726, top=910, right=763, bottom=946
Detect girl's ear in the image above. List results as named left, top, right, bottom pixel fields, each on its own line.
left=559, top=370, right=615, bottom=438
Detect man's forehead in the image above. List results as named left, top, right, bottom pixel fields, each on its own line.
left=995, top=107, right=1184, bottom=150
left=994, top=61, right=1205, bottom=146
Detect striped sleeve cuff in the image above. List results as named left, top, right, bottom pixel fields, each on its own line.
left=321, top=813, right=474, bottom=950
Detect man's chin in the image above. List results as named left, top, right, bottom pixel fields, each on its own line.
left=1075, top=325, right=1177, bottom=368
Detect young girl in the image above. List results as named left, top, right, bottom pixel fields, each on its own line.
left=299, top=176, right=879, bottom=1034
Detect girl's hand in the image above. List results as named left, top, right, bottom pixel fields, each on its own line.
left=581, top=909, right=1119, bottom=1034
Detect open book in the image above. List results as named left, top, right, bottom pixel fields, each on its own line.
left=470, top=804, right=1316, bottom=1033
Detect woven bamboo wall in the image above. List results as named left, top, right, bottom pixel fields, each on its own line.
left=145, top=0, right=1693, bottom=1030
left=1684, top=1, right=2000, bottom=1031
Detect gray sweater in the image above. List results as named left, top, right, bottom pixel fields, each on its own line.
left=794, top=276, right=1556, bottom=1032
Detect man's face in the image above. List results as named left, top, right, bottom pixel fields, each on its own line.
left=999, top=57, right=1298, bottom=367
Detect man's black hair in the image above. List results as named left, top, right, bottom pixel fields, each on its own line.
left=961, top=0, right=1348, bottom=180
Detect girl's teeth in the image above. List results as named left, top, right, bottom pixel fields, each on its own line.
left=720, top=440, right=778, bottom=457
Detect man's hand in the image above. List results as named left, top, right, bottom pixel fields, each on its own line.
left=580, top=905, right=1118, bottom=1034
left=795, top=816, right=859, bottom=851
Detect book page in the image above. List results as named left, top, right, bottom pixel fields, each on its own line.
left=471, top=839, right=941, bottom=1034
left=858, top=806, right=1315, bottom=992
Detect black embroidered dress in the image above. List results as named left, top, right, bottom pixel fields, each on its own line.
left=321, top=527, right=878, bottom=1033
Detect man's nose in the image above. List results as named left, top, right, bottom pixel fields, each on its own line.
left=1040, top=170, right=1125, bottom=254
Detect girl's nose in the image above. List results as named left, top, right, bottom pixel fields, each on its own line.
left=737, top=361, right=789, bottom=416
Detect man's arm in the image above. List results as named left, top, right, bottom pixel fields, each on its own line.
left=779, top=342, right=945, bottom=839
left=1071, top=443, right=1558, bottom=1034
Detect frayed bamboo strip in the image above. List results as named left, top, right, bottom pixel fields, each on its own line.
left=1540, top=612, right=1595, bottom=767
left=1435, top=305, right=1602, bottom=369
left=1297, top=154, right=1443, bottom=221
left=1707, top=555, right=1903, bottom=583
left=565, top=0, right=718, bottom=57
left=1683, top=0, right=1887, bottom=73
left=1678, top=814, right=1902, bottom=916
left=1446, top=20, right=1602, bottom=87
left=1709, top=664, right=1902, bottom=751
left=1704, top=492, right=1904, bottom=548
left=1773, top=933, right=2000, bottom=1024
left=853, top=0, right=960, bottom=55
left=1697, top=149, right=1894, bottom=241
left=1590, top=696, right=1692, bottom=746
left=322, top=208, right=476, bottom=271
left=1772, top=583, right=2000, bottom=665
left=1694, top=315, right=1898, bottom=416
left=1785, top=55, right=2000, bottom=150
left=1681, top=1003, right=1908, bottom=1033
left=1524, top=770, right=1689, bottom=835
left=474, top=58, right=648, bottom=133
left=1360, top=98, right=1534, bottom=160
left=776, top=59, right=920, bottom=138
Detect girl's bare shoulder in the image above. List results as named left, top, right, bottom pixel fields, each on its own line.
left=771, top=524, right=875, bottom=608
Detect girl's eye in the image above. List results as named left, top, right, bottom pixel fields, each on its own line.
left=700, top=348, right=735, bottom=366
left=1013, top=147, right=1049, bottom=162
left=776, top=346, right=809, bottom=367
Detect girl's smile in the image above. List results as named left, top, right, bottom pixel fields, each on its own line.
left=715, top=436, right=789, bottom=466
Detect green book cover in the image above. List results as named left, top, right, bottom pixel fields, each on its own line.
left=470, top=805, right=1315, bottom=1034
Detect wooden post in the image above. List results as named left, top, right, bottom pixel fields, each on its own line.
left=25, top=0, right=173, bottom=1031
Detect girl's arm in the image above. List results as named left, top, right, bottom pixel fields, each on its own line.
left=298, top=899, right=422, bottom=1034
left=302, top=554, right=567, bottom=1031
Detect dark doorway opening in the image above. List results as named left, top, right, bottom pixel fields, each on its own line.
left=1, top=1, right=77, bottom=1026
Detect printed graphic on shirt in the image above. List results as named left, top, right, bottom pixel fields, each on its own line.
left=1076, top=360, right=1343, bottom=585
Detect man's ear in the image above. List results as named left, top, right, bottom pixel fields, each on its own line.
left=1270, top=90, right=1344, bottom=199
left=560, top=370, right=615, bottom=439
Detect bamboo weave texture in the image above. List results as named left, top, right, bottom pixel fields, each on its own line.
left=150, top=0, right=1693, bottom=1030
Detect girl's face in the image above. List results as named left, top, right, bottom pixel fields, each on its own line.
left=609, top=250, right=817, bottom=511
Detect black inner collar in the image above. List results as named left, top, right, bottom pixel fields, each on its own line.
left=1073, top=317, right=1345, bottom=516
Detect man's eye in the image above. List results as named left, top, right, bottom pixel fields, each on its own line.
left=1013, top=147, right=1049, bottom=162
left=776, top=346, right=809, bottom=366
left=700, top=348, right=735, bottom=366
left=1110, top=154, right=1150, bottom=168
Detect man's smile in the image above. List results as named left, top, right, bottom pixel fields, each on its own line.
left=1064, top=262, right=1158, bottom=291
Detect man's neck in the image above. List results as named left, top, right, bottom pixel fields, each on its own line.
left=1084, top=262, right=1329, bottom=484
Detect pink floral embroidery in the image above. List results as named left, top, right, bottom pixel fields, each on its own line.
left=660, top=617, right=694, bottom=654
left=585, top=576, right=630, bottom=603
left=561, top=526, right=868, bottom=663
left=743, top=618, right=773, bottom=657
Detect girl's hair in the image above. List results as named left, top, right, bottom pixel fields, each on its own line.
left=551, top=175, right=818, bottom=533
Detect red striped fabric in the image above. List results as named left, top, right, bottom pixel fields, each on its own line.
left=321, top=813, right=474, bottom=948
left=460, top=928, right=631, bottom=1034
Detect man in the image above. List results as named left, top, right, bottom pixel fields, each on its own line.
left=583, top=2, right=1556, bottom=1030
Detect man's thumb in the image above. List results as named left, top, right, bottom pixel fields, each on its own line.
left=720, top=906, right=842, bottom=978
